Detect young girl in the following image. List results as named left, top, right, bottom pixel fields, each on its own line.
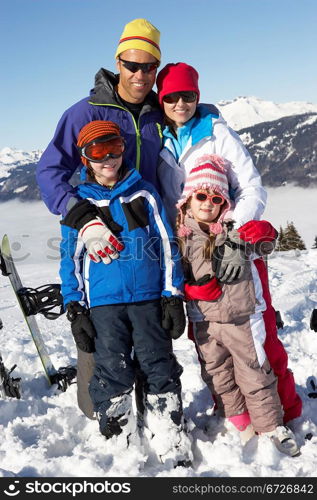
left=176, top=153, right=299, bottom=457
left=59, top=120, right=192, bottom=466
left=156, top=62, right=302, bottom=425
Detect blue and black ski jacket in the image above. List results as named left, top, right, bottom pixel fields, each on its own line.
left=59, top=167, right=184, bottom=308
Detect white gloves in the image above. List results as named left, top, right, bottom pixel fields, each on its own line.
left=79, top=217, right=124, bottom=264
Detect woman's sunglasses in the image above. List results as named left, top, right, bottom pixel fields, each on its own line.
left=163, top=91, right=197, bottom=104
left=78, top=136, right=125, bottom=163
left=118, top=57, right=159, bottom=74
left=193, top=191, right=225, bottom=205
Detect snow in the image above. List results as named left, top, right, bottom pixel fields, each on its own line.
left=254, top=136, right=274, bottom=149
left=216, top=96, right=317, bottom=131
left=239, top=132, right=252, bottom=146
left=295, top=115, right=317, bottom=129
left=13, top=186, right=28, bottom=194
left=0, top=147, right=41, bottom=165
left=0, top=200, right=317, bottom=478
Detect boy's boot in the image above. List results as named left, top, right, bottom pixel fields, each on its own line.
left=98, top=390, right=138, bottom=446
left=144, top=391, right=193, bottom=468
left=260, top=425, right=299, bottom=457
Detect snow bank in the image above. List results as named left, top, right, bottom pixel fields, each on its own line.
left=0, top=202, right=316, bottom=477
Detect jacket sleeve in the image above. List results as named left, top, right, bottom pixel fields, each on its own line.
left=36, top=99, right=93, bottom=217
left=59, top=223, right=86, bottom=307
left=157, top=148, right=185, bottom=228
left=237, top=220, right=278, bottom=257
left=144, top=184, right=184, bottom=297
left=213, top=120, right=267, bottom=227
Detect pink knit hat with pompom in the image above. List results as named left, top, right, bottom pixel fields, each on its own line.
left=177, top=155, right=232, bottom=236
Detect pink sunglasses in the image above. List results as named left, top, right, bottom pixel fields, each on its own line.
left=193, top=191, right=225, bottom=205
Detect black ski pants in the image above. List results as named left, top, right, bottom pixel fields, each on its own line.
left=89, top=299, right=183, bottom=414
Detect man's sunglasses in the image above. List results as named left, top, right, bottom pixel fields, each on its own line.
left=193, top=191, right=225, bottom=205
left=118, top=57, right=159, bottom=74
left=78, top=136, right=125, bottom=163
left=163, top=91, right=197, bottom=104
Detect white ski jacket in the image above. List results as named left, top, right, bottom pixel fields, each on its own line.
left=157, top=104, right=267, bottom=227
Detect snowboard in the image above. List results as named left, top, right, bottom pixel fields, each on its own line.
left=0, top=234, right=76, bottom=391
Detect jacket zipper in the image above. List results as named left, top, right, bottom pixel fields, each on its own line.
left=156, top=122, right=163, bottom=144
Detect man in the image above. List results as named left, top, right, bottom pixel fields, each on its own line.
left=37, top=18, right=162, bottom=218
left=36, top=18, right=163, bottom=419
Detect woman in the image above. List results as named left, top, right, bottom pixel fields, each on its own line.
left=156, top=62, right=266, bottom=229
left=156, top=62, right=302, bottom=426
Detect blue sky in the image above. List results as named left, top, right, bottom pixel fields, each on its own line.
left=1, top=0, right=316, bottom=150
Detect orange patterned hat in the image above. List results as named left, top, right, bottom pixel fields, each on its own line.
left=77, top=121, right=121, bottom=166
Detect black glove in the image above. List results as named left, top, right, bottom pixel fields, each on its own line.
left=66, top=301, right=96, bottom=353
left=60, top=199, right=123, bottom=233
left=60, top=199, right=99, bottom=230
left=310, top=309, right=317, bottom=332
left=212, top=227, right=247, bottom=284
left=161, top=296, right=186, bottom=340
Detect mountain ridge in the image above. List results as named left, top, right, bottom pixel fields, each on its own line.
left=217, top=95, right=317, bottom=130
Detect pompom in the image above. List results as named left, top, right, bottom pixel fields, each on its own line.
left=209, top=222, right=223, bottom=235
left=177, top=224, right=193, bottom=237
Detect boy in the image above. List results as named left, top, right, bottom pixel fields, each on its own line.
left=59, top=120, right=192, bottom=466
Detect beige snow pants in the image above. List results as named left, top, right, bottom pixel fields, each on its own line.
left=193, top=316, right=284, bottom=433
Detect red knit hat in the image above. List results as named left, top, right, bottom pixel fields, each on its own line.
left=156, top=62, right=200, bottom=107
left=77, top=121, right=121, bottom=166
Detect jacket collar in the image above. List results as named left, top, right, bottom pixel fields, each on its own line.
left=162, top=104, right=220, bottom=159
left=89, top=68, right=161, bottom=114
left=184, top=215, right=227, bottom=245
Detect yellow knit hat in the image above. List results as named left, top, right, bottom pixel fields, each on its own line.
left=115, top=18, right=161, bottom=62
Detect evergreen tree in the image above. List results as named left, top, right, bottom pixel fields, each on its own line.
left=275, top=225, right=285, bottom=251
left=283, top=221, right=306, bottom=250
left=312, top=236, right=317, bottom=249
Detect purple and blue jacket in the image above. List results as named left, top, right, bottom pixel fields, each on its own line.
left=36, top=69, right=163, bottom=216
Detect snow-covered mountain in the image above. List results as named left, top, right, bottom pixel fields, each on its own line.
left=217, top=96, right=317, bottom=131
left=0, top=147, right=42, bottom=202
left=240, top=112, right=317, bottom=187
left=0, top=147, right=42, bottom=178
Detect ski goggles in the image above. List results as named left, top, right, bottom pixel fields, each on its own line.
left=163, top=91, right=197, bottom=104
left=78, top=136, right=125, bottom=163
left=118, top=57, right=159, bottom=74
left=193, top=191, right=225, bottom=205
